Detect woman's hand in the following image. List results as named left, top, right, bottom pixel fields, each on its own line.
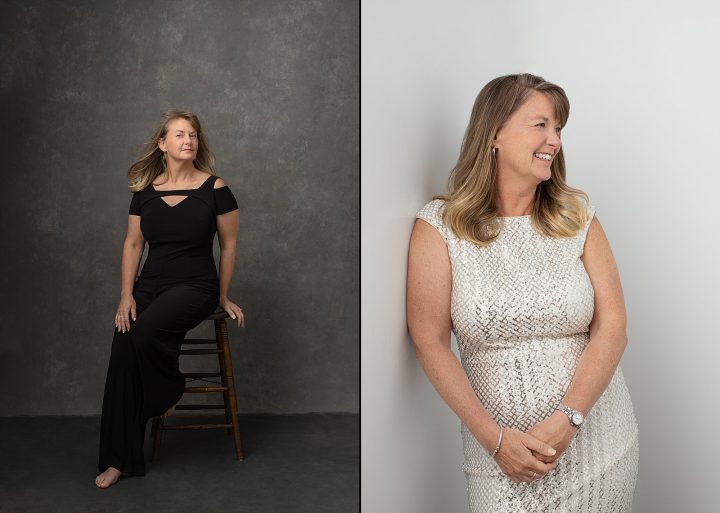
left=115, top=295, right=136, bottom=333
left=220, top=297, right=245, bottom=327
left=527, top=411, right=577, bottom=463
left=494, top=428, right=559, bottom=484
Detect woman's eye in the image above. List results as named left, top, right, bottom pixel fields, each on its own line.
left=555, top=127, right=562, bottom=134
left=536, top=122, right=545, bottom=127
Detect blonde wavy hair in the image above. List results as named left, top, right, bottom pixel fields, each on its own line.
left=128, top=109, right=216, bottom=192
left=437, top=73, right=589, bottom=245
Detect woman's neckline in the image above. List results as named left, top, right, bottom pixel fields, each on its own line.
left=151, top=174, right=213, bottom=192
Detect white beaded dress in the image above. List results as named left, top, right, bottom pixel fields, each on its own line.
left=416, top=199, right=639, bottom=513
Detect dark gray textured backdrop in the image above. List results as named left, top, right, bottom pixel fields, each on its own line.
left=0, top=1, right=358, bottom=415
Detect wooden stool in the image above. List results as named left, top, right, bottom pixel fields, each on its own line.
left=150, top=308, right=244, bottom=463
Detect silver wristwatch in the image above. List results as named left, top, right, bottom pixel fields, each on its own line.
left=556, top=403, right=584, bottom=428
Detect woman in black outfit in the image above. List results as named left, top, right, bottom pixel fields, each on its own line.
left=95, top=110, right=244, bottom=488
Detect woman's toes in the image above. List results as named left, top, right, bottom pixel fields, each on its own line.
left=95, top=468, right=121, bottom=489
left=97, top=476, right=113, bottom=489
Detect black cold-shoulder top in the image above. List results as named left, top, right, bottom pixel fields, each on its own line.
left=128, top=174, right=238, bottom=293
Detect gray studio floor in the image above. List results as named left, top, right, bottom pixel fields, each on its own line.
left=0, top=413, right=358, bottom=513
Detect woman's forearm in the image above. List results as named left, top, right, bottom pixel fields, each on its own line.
left=218, top=246, right=236, bottom=300
left=560, top=325, right=627, bottom=415
left=120, top=241, right=144, bottom=298
left=414, top=339, right=501, bottom=453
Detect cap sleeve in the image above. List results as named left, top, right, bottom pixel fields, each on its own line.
left=578, top=205, right=596, bottom=255
left=214, top=185, right=239, bottom=215
left=129, top=192, right=141, bottom=216
left=416, top=199, right=452, bottom=244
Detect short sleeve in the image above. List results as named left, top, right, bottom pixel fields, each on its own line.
left=416, top=199, right=452, bottom=243
left=214, top=185, right=239, bottom=215
left=128, top=192, right=141, bottom=216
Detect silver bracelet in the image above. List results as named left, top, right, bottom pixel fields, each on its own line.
left=491, top=426, right=504, bottom=458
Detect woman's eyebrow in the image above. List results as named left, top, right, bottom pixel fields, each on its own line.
left=528, top=115, right=560, bottom=124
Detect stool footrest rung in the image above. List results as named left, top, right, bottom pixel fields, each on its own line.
left=175, top=404, right=226, bottom=410
left=185, top=386, right=228, bottom=393
left=180, top=349, right=222, bottom=355
left=162, top=423, right=233, bottom=430
left=182, top=338, right=217, bottom=345
left=182, top=372, right=222, bottom=378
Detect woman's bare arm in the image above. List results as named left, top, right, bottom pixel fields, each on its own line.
left=408, top=219, right=557, bottom=483
left=214, top=178, right=243, bottom=326
left=116, top=215, right=145, bottom=332
left=562, top=217, right=628, bottom=413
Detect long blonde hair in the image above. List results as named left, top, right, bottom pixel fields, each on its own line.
left=128, top=109, right=216, bottom=192
left=437, top=73, right=589, bottom=245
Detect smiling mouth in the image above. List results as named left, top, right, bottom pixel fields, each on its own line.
left=533, top=152, right=552, bottom=161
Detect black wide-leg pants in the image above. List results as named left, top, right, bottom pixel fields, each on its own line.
left=98, top=278, right=219, bottom=475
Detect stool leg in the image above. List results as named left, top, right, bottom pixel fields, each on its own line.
left=151, top=416, right=164, bottom=464
left=215, top=318, right=244, bottom=460
left=215, top=319, right=233, bottom=435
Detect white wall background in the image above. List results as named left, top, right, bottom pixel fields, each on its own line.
left=362, top=1, right=720, bottom=512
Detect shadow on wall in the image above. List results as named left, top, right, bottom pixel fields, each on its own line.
left=397, top=330, right=468, bottom=512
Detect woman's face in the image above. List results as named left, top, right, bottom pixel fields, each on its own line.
left=158, top=117, right=198, bottom=162
left=493, top=91, right=562, bottom=184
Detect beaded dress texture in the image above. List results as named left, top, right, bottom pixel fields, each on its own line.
left=416, top=199, right=638, bottom=513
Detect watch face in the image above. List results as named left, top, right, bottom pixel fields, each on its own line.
left=571, top=412, right=584, bottom=426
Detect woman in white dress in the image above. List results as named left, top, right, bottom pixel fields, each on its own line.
left=407, top=73, right=638, bottom=512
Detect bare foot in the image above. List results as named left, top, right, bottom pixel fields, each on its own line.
left=95, top=466, right=122, bottom=489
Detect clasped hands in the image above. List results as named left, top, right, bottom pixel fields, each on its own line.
left=494, top=410, right=577, bottom=484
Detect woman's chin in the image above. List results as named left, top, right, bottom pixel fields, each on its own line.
left=533, top=169, right=552, bottom=182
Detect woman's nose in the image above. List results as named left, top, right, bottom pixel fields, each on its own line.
left=547, top=131, right=561, bottom=148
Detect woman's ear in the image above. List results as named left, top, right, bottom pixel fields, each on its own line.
left=493, top=125, right=504, bottom=148
left=157, top=138, right=166, bottom=152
